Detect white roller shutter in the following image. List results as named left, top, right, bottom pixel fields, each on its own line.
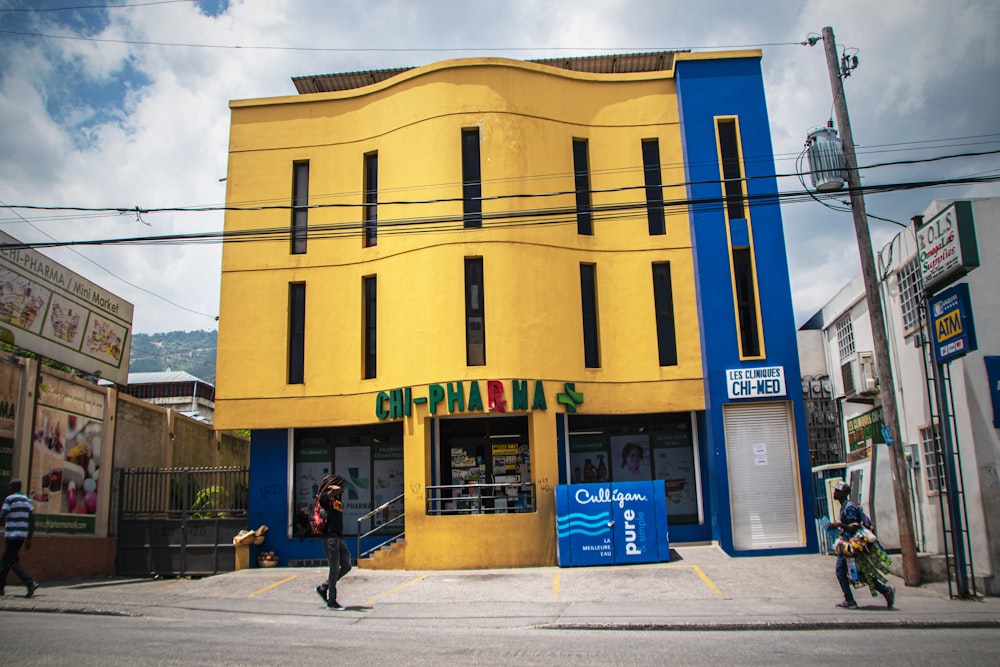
left=723, top=402, right=804, bottom=550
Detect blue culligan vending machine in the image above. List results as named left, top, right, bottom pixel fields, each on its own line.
left=555, top=481, right=670, bottom=567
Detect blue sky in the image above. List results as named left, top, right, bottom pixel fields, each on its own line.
left=1, top=0, right=998, bottom=334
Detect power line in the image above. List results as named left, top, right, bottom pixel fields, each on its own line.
left=0, top=0, right=198, bottom=12
left=0, top=198, right=218, bottom=321
left=3, top=147, right=998, bottom=221
left=0, top=28, right=802, bottom=53
left=2, top=136, right=994, bottom=230
left=2, top=172, right=997, bottom=251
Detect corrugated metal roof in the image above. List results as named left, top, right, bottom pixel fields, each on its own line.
left=291, top=51, right=683, bottom=95
left=128, top=371, right=210, bottom=385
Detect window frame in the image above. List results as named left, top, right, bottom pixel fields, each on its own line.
left=920, top=422, right=946, bottom=494
left=716, top=119, right=746, bottom=221
left=291, top=161, right=309, bottom=255
left=363, top=151, right=378, bottom=248
left=288, top=282, right=306, bottom=384
left=836, top=315, right=856, bottom=361
left=652, top=262, right=678, bottom=366
left=731, top=247, right=761, bottom=358
left=573, top=138, right=593, bottom=236
left=641, top=138, right=666, bottom=236
left=465, top=257, right=486, bottom=366
left=363, top=275, right=377, bottom=379
left=580, top=263, right=601, bottom=368
left=897, top=257, right=924, bottom=334
left=462, top=128, right=482, bottom=229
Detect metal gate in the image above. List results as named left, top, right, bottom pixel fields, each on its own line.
left=116, top=467, right=249, bottom=577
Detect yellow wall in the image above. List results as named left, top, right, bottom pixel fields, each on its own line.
left=218, top=56, right=707, bottom=568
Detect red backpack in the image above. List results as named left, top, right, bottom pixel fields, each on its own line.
left=309, top=491, right=328, bottom=537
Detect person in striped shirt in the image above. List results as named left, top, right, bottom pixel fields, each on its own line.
left=1, top=479, right=39, bottom=597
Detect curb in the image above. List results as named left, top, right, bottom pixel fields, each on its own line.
left=0, top=604, right=134, bottom=617
left=537, top=619, right=1000, bottom=631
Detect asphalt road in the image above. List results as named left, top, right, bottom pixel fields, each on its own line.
left=2, top=611, right=999, bottom=666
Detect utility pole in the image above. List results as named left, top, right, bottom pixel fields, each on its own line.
left=819, top=26, right=920, bottom=586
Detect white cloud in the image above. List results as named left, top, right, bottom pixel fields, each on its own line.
left=1, top=0, right=998, bottom=340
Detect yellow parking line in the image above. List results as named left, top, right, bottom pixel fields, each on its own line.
left=364, top=573, right=430, bottom=606
left=250, top=574, right=298, bottom=597
left=550, top=570, right=561, bottom=603
left=668, top=564, right=723, bottom=597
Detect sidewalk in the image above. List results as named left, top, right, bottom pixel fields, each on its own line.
left=1, top=546, right=997, bottom=630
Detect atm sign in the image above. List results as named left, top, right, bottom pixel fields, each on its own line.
left=928, top=283, right=977, bottom=365
left=935, top=309, right=962, bottom=344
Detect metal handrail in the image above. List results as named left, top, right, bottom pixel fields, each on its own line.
left=356, top=493, right=405, bottom=560
left=425, top=482, right=536, bottom=515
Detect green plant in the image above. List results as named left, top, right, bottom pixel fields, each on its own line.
left=191, top=485, right=230, bottom=518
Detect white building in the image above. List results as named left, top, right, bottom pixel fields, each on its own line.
left=799, top=197, right=1000, bottom=595
left=124, top=371, right=216, bottom=424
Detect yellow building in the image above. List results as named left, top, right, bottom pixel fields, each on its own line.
left=217, top=51, right=817, bottom=569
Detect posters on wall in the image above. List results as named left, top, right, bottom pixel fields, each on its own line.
left=611, top=434, right=651, bottom=482
left=0, top=362, right=19, bottom=492
left=293, top=441, right=405, bottom=536
left=337, top=446, right=372, bottom=532
left=569, top=437, right=608, bottom=484
left=372, top=443, right=404, bottom=531
left=568, top=416, right=700, bottom=525
left=846, top=406, right=883, bottom=463
left=29, top=373, right=105, bottom=534
left=652, top=426, right=699, bottom=524
left=293, top=446, right=332, bottom=532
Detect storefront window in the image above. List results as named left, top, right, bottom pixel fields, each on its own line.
left=431, top=415, right=533, bottom=514
left=292, top=423, right=404, bottom=536
left=568, top=413, right=700, bottom=525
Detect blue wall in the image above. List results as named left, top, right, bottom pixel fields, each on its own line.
left=249, top=429, right=328, bottom=565
left=676, top=55, right=817, bottom=555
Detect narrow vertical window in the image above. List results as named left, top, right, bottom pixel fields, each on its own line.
left=573, top=138, right=593, bottom=235
left=465, top=257, right=486, bottom=366
left=732, top=248, right=761, bottom=357
left=580, top=263, right=600, bottom=368
left=288, top=282, right=306, bottom=384
left=717, top=119, right=746, bottom=221
left=462, top=128, right=482, bottom=229
left=363, top=152, right=378, bottom=248
left=363, top=275, right=377, bottom=379
left=652, top=263, right=678, bottom=366
left=291, top=161, right=309, bottom=254
left=642, top=139, right=665, bottom=236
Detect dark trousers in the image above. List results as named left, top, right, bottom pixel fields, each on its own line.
left=837, top=554, right=890, bottom=603
left=1, top=538, right=34, bottom=589
left=318, top=535, right=352, bottom=604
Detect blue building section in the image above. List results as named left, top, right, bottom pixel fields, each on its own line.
left=676, top=54, right=817, bottom=555
left=555, top=482, right=670, bottom=567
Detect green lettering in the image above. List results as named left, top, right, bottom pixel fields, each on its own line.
left=447, top=382, right=465, bottom=413
left=428, top=384, right=445, bottom=415
left=531, top=380, right=547, bottom=410
left=467, top=381, right=484, bottom=411
left=512, top=380, right=528, bottom=410
left=375, top=391, right=389, bottom=420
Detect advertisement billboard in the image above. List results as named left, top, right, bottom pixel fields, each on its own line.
left=555, top=481, right=670, bottom=567
left=0, top=231, right=133, bottom=384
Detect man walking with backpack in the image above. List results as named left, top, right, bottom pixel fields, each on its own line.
left=829, top=481, right=894, bottom=609
left=313, top=474, right=351, bottom=611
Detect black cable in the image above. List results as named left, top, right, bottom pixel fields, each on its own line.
left=5, top=147, right=998, bottom=220
left=0, top=1, right=197, bottom=12
left=3, top=172, right=997, bottom=251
